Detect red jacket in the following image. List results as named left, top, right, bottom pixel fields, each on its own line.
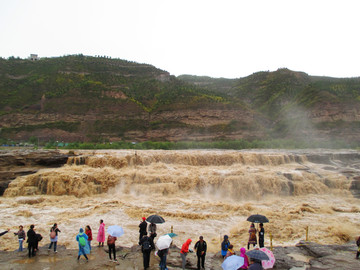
left=180, top=239, right=192, bottom=254
left=85, top=229, right=92, bottom=241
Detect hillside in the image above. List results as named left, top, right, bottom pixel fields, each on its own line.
left=0, top=56, right=359, bottom=146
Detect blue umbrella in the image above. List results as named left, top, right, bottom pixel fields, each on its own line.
left=107, top=225, right=124, bottom=237
left=166, top=233, right=178, bottom=238
left=221, top=255, right=244, bottom=270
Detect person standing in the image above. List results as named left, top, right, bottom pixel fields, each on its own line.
left=239, top=247, right=250, bottom=269
left=158, top=247, right=170, bottom=270
left=14, top=226, right=25, bottom=251
left=139, top=217, right=147, bottom=244
left=149, top=222, right=157, bottom=241
left=76, top=228, right=89, bottom=261
left=48, top=223, right=61, bottom=253
left=85, top=225, right=92, bottom=251
left=221, top=235, right=230, bottom=258
left=27, top=225, right=37, bottom=258
left=140, top=234, right=154, bottom=269
left=248, top=223, right=257, bottom=250
left=259, top=223, right=265, bottom=248
left=107, top=234, right=118, bottom=262
left=97, top=219, right=105, bottom=247
left=180, top=238, right=192, bottom=270
left=194, top=236, right=207, bottom=270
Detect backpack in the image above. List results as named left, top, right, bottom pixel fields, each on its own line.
left=79, top=235, right=86, bottom=247
left=36, top=234, right=43, bottom=242
left=50, top=228, right=56, bottom=239
left=142, top=238, right=151, bottom=251
left=107, top=235, right=115, bottom=245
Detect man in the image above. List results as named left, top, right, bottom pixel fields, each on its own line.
left=259, top=223, right=265, bottom=248
left=194, top=236, right=207, bottom=270
left=140, top=234, right=154, bottom=269
left=139, top=217, right=147, bottom=244
left=27, top=225, right=37, bottom=258
left=221, top=235, right=230, bottom=258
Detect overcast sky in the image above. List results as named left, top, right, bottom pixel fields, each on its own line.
left=1, top=0, right=359, bottom=78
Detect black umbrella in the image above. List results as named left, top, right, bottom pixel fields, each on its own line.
left=146, top=215, right=165, bottom=224
left=246, top=249, right=270, bottom=261
left=247, top=214, right=269, bottom=223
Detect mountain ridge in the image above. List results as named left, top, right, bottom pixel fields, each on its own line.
left=1, top=55, right=359, bottom=146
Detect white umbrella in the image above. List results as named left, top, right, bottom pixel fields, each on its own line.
left=156, top=234, right=172, bottom=250
left=107, top=225, right=124, bottom=237
left=221, top=255, right=245, bottom=270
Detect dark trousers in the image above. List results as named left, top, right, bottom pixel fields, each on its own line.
left=28, top=243, right=36, bottom=257
left=108, top=244, right=116, bottom=260
left=197, top=253, right=205, bottom=269
left=259, top=238, right=264, bottom=248
left=143, top=250, right=151, bottom=269
left=49, top=241, right=57, bottom=251
left=356, top=251, right=359, bottom=259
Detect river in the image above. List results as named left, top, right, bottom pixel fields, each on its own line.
left=1, top=149, right=359, bottom=254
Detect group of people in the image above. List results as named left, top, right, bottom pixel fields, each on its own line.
left=1, top=220, right=265, bottom=269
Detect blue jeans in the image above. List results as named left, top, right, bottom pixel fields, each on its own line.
left=49, top=241, right=57, bottom=251
left=88, top=240, right=91, bottom=250
left=159, top=254, right=167, bottom=270
left=18, top=239, right=24, bottom=251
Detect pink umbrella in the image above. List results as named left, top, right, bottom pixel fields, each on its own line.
left=260, top=247, right=275, bottom=269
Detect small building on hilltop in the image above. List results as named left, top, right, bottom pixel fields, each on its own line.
left=29, top=54, right=39, bottom=61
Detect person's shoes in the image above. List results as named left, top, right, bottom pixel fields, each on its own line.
left=109, top=259, right=113, bottom=262
left=54, top=251, right=57, bottom=253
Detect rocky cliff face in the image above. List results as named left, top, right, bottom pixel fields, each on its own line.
left=0, top=150, right=69, bottom=195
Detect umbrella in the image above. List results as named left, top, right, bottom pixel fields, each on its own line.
left=156, top=234, right=172, bottom=250
left=146, top=215, right=165, bottom=224
left=166, top=233, right=178, bottom=238
left=260, top=247, right=276, bottom=269
left=107, top=225, right=124, bottom=237
left=247, top=214, right=269, bottom=223
left=221, top=255, right=245, bottom=270
left=246, top=249, right=270, bottom=261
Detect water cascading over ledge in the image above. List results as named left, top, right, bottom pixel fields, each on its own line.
left=4, top=150, right=359, bottom=198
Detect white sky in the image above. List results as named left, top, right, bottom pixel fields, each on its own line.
left=0, top=0, right=359, bottom=78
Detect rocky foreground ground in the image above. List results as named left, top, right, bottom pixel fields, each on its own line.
left=0, top=241, right=359, bottom=270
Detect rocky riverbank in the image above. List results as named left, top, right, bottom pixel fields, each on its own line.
left=0, top=241, right=359, bottom=270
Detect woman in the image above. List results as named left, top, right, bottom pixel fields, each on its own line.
left=48, top=223, right=61, bottom=253
left=97, top=219, right=105, bottom=247
left=180, top=239, right=192, bottom=270
left=248, top=223, right=257, bottom=250
left=14, top=225, right=25, bottom=251
left=107, top=234, right=117, bottom=262
left=85, top=225, right=92, bottom=251
left=224, top=244, right=235, bottom=259
left=76, top=228, right=89, bottom=261
left=221, top=235, right=230, bottom=258
left=238, top=247, right=250, bottom=269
